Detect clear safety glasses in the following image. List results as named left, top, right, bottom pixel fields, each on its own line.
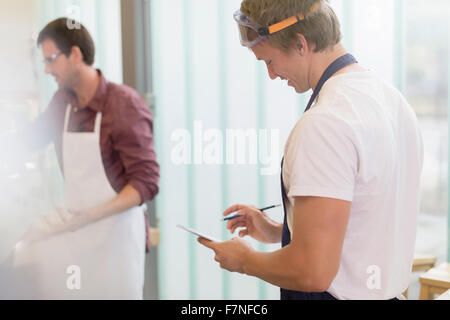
left=233, top=2, right=321, bottom=48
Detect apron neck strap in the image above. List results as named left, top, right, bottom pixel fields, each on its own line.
left=63, top=104, right=72, bottom=132
left=280, top=53, right=358, bottom=248
left=305, top=53, right=358, bottom=113
left=94, top=111, right=102, bottom=133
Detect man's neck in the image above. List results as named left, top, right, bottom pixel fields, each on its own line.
left=71, top=66, right=100, bottom=108
left=308, top=43, right=352, bottom=91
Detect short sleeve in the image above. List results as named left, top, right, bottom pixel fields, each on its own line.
left=285, top=113, right=358, bottom=202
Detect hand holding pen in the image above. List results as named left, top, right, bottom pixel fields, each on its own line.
left=222, top=204, right=283, bottom=244
left=222, top=204, right=281, bottom=221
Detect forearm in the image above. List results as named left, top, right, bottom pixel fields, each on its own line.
left=91, top=184, right=142, bottom=219
left=62, top=184, right=142, bottom=233
left=267, top=222, right=284, bottom=243
left=243, top=245, right=326, bottom=292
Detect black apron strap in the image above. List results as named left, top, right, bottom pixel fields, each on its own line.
left=305, top=53, right=358, bottom=112
left=279, top=54, right=357, bottom=300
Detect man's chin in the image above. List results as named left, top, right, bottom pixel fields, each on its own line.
left=54, top=77, right=65, bottom=88
left=54, top=78, right=61, bottom=87
left=287, top=81, right=303, bottom=94
left=56, top=81, right=69, bottom=90
left=293, top=85, right=308, bottom=94
left=291, top=86, right=302, bottom=94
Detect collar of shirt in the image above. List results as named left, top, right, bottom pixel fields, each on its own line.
left=69, top=69, right=108, bottom=113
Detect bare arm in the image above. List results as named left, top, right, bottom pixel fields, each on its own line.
left=244, top=196, right=351, bottom=291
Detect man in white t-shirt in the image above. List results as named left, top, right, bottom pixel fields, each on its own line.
left=199, top=0, right=423, bottom=300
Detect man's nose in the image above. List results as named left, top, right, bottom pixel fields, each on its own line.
left=266, top=65, right=278, bottom=80
left=44, top=63, right=51, bottom=74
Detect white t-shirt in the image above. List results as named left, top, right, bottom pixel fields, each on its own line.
left=282, top=71, right=424, bottom=300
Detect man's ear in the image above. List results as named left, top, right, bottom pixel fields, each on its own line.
left=69, top=46, right=84, bottom=65
left=295, top=33, right=308, bottom=55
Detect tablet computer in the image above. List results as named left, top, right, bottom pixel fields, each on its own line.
left=176, top=224, right=221, bottom=242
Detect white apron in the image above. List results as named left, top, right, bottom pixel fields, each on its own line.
left=14, top=104, right=146, bottom=299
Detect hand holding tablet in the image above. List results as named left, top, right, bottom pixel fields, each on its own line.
left=177, top=205, right=280, bottom=243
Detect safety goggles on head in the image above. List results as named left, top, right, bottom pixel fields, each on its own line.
left=233, top=2, right=321, bottom=48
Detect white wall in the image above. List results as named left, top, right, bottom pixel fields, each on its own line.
left=0, top=0, right=38, bottom=96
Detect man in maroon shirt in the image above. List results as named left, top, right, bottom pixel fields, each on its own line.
left=5, top=18, right=159, bottom=299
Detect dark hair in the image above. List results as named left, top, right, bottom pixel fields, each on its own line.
left=37, top=17, right=95, bottom=66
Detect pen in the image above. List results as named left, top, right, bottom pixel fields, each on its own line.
left=222, top=204, right=281, bottom=221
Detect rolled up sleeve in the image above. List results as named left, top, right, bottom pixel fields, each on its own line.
left=112, top=94, right=160, bottom=204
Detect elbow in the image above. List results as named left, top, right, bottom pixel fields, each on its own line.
left=141, top=182, right=159, bottom=203
left=149, top=183, right=159, bottom=200
left=310, top=277, right=333, bottom=293
left=291, top=263, right=337, bottom=293
left=128, top=178, right=159, bottom=204
left=294, top=275, right=333, bottom=293
left=284, top=245, right=339, bottom=292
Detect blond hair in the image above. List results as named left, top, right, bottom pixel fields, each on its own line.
left=240, top=0, right=342, bottom=52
